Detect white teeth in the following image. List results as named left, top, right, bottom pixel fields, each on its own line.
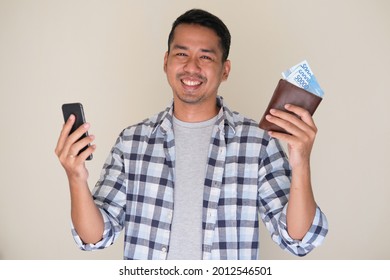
left=182, top=79, right=201, bottom=86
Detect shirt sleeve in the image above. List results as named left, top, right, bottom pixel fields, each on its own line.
left=258, top=136, right=328, bottom=257
left=71, top=135, right=127, bottom=251
left=277, top=203, right=328, bottom=256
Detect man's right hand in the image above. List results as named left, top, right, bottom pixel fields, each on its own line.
left=55, top=114, right=96, bottom=183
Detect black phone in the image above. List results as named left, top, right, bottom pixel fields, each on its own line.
left=61, top=102, right=93, bottom=160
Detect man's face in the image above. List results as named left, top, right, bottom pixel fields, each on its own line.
left=164, top=24, right=230, bottom=108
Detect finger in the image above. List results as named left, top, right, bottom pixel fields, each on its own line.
left=68, top=134, right=95, bottom=157
left=284, top=104, right=317, bottom=131
left=266, top=111, right=303, bottom=136
left=66, top=122, right=91, bottom=145
left=267, top=129, right=294, bottom=142
left=268, top=108, right=314, bottom=135
left=77, top=144, right=96, bottom=162
left=55, top=114, right=75, bottom=157
left=62, top=122, right=91, bottom=154
left=58, top=123, right=91, bottom=164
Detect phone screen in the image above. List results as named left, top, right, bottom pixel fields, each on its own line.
left=61, top=103, right=93, bottom=160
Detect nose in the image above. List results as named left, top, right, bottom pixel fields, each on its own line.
left=183, top=56, right=201, bottom=73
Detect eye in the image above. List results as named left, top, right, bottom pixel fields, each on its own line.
left=201, top=55, right=213, bottom=61
left=176, top=53, right=187, bottom=57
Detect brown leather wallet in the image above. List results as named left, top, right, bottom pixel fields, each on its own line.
left=259, top=79, right=322, bottom=133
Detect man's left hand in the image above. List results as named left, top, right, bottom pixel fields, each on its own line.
left=265, top=104, right=317, bottom=168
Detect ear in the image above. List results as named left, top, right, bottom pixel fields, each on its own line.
left=222, top=60, right=231, bottom=81
left=163, top=51, right=168, bottom=73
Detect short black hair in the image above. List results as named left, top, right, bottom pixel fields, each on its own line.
left=167, top=9, right=231, bottom=62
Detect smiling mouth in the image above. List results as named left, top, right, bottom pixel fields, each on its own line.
left=181, top=79, right=202, bottom=87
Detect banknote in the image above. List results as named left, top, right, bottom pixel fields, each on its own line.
left=282, top=60, right=324, bottom=97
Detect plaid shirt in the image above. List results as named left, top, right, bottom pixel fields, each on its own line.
left=72, top=96, right=328, bottom=259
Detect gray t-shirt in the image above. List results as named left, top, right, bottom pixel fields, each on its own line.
left=167, top=115, right=217, bottom=260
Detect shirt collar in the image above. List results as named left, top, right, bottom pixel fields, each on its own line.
left=154, top=96, right=236, bottom=136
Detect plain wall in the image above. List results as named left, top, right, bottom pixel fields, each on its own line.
left=0, top=0, right=389, bottom=259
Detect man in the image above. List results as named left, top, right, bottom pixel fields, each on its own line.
left=55, top=9, right=328, bottom=260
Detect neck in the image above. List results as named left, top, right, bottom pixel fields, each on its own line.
left=173, top=98, right=219, bottom=123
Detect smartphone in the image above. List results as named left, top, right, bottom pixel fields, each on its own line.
left=61, top=102, right=93, bottom=160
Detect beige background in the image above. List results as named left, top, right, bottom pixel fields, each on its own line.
left=1, top=0, right=389, bottom=260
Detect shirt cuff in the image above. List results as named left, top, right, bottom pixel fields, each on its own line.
left=71, top=208, right=115, bottom=251
left=278, top=204, right=329, bottom=255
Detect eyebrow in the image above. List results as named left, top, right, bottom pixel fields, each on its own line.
left=172, top=44, right=217, bottom=55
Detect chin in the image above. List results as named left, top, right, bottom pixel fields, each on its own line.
left=177, top=94, right=204, bottom=104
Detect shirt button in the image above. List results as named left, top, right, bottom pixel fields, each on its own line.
left=161, top=246, right=167, bottom=253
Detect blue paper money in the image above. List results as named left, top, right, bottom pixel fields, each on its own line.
left=282, top=60, right=324, bottom=97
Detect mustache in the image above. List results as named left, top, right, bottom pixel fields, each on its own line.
left=176, top=72, right=207, bottom=82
